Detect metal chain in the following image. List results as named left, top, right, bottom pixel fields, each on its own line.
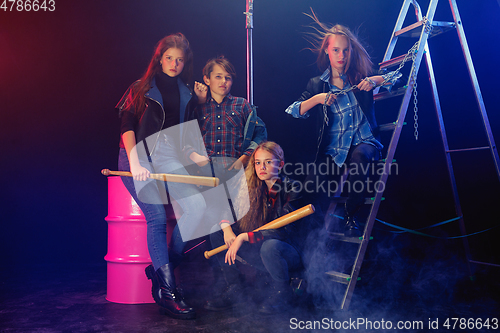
left=411, top=16, right=432, bottom=140
left=411, top=59, right=419, bottom=140
left=323, top=84, right=358, bottom=125
left=322, top=42, right=415, bottom=126
left=422, top=16, right=433, bottom=34
left=381, top=41, right=419, bottom=86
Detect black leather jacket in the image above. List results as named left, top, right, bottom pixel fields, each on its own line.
left=255, top=176, right=316, bottom=252
left=116, top=77, right=198, bottom=156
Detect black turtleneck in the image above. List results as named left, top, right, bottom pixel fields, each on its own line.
left=155, top=72, right=180, bottom=129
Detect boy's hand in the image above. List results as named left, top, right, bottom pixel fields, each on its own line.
left=194, top=81, right=208, bottom=104
left=228, top=155, right=249, bottom=170
left=190, top=152, right=210, bottom=167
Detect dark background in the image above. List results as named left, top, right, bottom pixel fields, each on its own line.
left=1, top=0, right=499, bottom=277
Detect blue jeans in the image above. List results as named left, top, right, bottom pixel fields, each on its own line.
left=260, top=239, right=302, bottom=283
left=118, top=136, right=206, bottom=270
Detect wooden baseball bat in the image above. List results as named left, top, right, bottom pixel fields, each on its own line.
left=204, top=204, right=315, bottom=259
left=101, top=169, right=219, bottom=187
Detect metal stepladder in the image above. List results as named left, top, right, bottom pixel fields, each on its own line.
left=324, top=0, right=500, bottom=311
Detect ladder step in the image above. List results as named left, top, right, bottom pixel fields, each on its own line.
left=327, top=232, right=363, bottom=244
left=446, top=146, right=491, bottom=153
left=325, top=271, right=351, bottom=284
left=325, top=271, right=361, bottom=284
left=374, top=87, right=407, bottom=101
left=379, top=54, right=407, bottom=70
left=377, top=121, right=407, bottom=132
left=395, top=20, right=455, bottom=38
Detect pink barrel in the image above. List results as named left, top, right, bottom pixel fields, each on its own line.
left=104, top=176, right=154, bottom=304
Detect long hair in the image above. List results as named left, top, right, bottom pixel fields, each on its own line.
left=238, top=141, right=285, bottom=232
left=304, top=9, right=373, bottom=85
left=122, top=33, right=194, bottom=117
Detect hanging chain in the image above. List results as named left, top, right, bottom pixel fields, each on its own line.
left=411, top=16, right=432, bottom=140
left=411, top=50, right=419, bottom=140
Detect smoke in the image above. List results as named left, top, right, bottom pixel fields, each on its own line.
left=298, top=217, right=496, bottom=322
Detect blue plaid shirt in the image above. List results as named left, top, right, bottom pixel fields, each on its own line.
left=286, top=67, right=383, bottom=167
left=197, top=94, right=252, bottom=167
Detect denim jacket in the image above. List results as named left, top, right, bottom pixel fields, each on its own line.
left=242, top=105, right=267, bottom=154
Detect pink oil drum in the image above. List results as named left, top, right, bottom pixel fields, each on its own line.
left=104, top=176, right=154, bottom=304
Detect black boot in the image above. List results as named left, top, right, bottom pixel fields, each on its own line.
left=259, top=280, right=293, bottom=314
left=145, top=264, right=196, bottom=319
left=205, top=266, right=244, bottom=311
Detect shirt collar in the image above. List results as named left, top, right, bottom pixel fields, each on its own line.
left=320, top=67, right=332, bottom=83
left=207, top=93, right=233, bottom=105
left=320, top=67, right=348, bottom=88
left=267, top=177, right=282, bottom=198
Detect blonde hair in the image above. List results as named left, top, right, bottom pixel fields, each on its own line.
left=304, top=9, right=373, bottom=84
left=237, top=141, right=284, bottom=232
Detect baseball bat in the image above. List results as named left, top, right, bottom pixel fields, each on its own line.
left=101, top=169, right=219, bottom=187
left=204, top=204, right=315, bottom=259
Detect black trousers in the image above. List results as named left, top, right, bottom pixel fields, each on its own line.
left=303, top=143, right=379, bottom=217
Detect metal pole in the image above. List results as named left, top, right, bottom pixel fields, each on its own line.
left=244, top=0, right=254, bottom=106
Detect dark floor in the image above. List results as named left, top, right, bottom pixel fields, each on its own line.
left=1, top=234, right=499, bottom=333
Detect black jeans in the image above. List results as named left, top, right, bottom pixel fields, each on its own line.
left=303, top=143, right=379, bottom=217
left=209, top=225, right=302, bottom=283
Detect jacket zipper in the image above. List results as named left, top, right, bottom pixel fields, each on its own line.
left=145, top=96, right=165, bottom=156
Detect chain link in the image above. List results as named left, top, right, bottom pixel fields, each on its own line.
left=411, top=16, right=432, bottom=140
left=322, top=84, right=359, bottom=125
left=412, top=66, right=419, bottom=140
left=422, top=16, right=433, bottom=34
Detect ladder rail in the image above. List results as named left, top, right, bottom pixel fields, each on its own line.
left=415, top=2, right=474, bottom=275
left=448, top=0, right=500, bottom=181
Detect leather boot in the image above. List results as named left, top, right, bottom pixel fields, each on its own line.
left=259, top=280, right=293, bottom=314
left=145, top=264, right=196, bottom=319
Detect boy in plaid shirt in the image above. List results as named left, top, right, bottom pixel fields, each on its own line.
left=185, top=56, right=266, bottom=239
left=189, top=56, right=267, bottom=172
